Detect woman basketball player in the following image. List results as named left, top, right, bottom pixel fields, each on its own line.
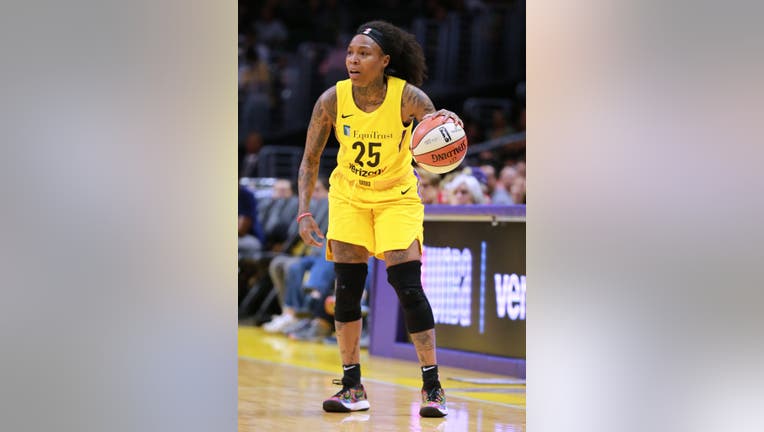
left=296, top=20, right=463, bottom=418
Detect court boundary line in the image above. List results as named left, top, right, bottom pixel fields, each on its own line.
left=239, top=355, right=526, bottom=411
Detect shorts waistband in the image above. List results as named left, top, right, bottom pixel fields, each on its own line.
left=334, top=170, right=411, bottom=190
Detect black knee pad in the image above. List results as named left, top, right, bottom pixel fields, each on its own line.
left=333, top=263, right=367, bottom=322
left=387, top=260, right=435, bottom=333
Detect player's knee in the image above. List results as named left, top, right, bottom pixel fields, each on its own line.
left=387, top=261, right=424, bottom=307
left=387, top=261, right=435, bottom=333
left=333, top=262, right=367, bottom=322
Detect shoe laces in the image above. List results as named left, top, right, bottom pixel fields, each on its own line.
left=425, top=386, right=443, bottom=402
left=331, top=378, right=353, bottom=397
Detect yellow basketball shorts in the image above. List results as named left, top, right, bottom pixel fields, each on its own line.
left=326, top=171, right=424, bottom=261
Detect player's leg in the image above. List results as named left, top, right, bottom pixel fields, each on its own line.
left=323, top=192, right=374, bottom=413
left=384, top=241, right=437, bottom=365
left=331, top=240, right=367, bottom=365
left=383, top=241, right=447, bottom=417
left=322, top=240, right=370, bottom=412
left=376, top=190, right=448, bottom=418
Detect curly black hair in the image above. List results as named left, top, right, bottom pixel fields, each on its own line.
left=356, top=20, right=428, bottom=87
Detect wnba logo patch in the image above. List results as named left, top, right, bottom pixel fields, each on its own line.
left=343, top=125, right=351, bottom=136
left=438, top=127, right=451, bottom=143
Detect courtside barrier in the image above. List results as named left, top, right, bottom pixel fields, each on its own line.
left=369, top=204, right=526, bottom=378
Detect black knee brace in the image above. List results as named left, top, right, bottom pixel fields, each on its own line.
left=387, top=260, right=435, bottom=333
left=333, top=263, right=367, bottom=322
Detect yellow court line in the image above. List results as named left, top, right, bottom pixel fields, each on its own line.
left=238, top=325, right=525, bottom=408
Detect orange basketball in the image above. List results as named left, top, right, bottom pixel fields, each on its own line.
left=410, top=116, right=468, bottom=174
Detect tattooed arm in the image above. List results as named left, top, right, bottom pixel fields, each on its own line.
left=401, top=83, right=463, bottom=127
left=298, top=87, right=336, bottom=247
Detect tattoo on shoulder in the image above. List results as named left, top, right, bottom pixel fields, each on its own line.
left=402, top=84, right=435, bottom=121
left=300, top=88, right=336, bottom=197
left=305, top=88, right=337, bottom=155
left=320, top=87, right=337, bottom=125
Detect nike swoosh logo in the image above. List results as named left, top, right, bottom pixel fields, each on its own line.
left=341, top=113, right=353, bottom=118
left=422, top=366, right=436, bottom=372
left=343, top=365, right=357, bottom=371
left=401, top=187, right=412, bottom=195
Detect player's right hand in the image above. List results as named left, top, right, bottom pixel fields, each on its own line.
left=298, top=215, right=324, bottom=247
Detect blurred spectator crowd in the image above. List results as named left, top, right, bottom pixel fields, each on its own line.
left=417, top=161, right=526, bottom=206
left=239, top=0, right=526, bottom=180
left=238, top=176, right=372, bottom=345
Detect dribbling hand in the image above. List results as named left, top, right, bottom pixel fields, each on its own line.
left=422, top=109, right=464, bottom=128
left=298, top=215, right=325, bottom=247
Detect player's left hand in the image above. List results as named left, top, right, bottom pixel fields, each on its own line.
left=423, top=109, right=463, bottom=128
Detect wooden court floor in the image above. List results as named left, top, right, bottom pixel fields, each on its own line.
left=239, top=325, right=525, bottom=431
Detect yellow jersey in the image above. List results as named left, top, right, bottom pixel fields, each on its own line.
left=332, top=76, right=414, bottom=190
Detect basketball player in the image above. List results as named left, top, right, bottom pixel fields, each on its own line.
left=296, top=20, right=463, bottom=418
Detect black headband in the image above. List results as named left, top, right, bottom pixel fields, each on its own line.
left=357, top=27, right=389, bottom=55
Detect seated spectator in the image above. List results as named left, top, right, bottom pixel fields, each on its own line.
left=261, top=178, right=297, bottom=252
left=444, top=173, right=487, bottom=205
left=492, top=165, right=516, bottom=205
left=241, top=177, right=327, bottom=320
left=263, top=178, right=329, bottom=332
left=264, top=242, right=333, bottom=334
left=478, top=164, right=497, bottom=193
left=290, top=258, right=374, bottom=348
left=498, top=161, right=526, bottom=204
left=464, top=166, right=492, bottom=203
left=272, top=178, right=293, bottom=199
left=477, top=163, right=511, bottom=205
left=515, top=160, right=526, bottom=178
left=510, top=176, right=526, bottom=205
left=239, top=183, right=265, bottom=260
left=283, top=247, right=336, bottom=341
left=239, top=132, right=263, bottom=178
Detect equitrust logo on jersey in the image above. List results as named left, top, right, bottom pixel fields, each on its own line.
left=343, top=125, right=351, bottom=136
left=352, top=130, right=394, bottom=140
